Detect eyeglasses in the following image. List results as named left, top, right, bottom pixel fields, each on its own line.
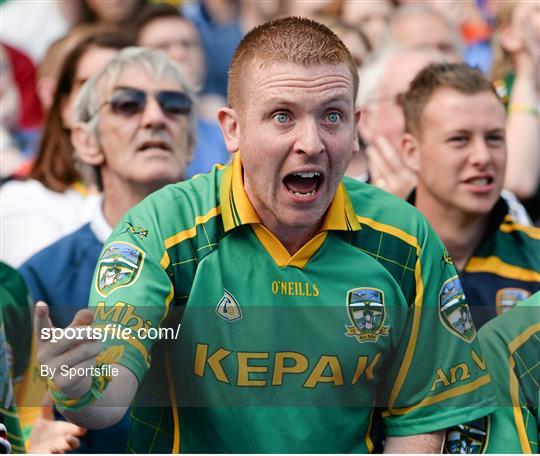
left=93, top=87, right=192, bottom=118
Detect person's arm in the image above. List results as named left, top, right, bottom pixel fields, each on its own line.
left=503, top=31, right=540, bottom=199
left=35, top=302, right=137, bottom=429
left=384, top=431, right=444, bottom=453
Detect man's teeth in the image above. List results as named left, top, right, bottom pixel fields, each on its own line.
left=293, top=172, right=320, bottom=178
left=290, top=189, right=316, bottom=196
left=469, top=178, right=489, bottom=185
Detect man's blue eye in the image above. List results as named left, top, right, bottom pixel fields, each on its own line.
left=275, top=113, right=289, bottom=123
left=326, top=112, right=340, bottom=123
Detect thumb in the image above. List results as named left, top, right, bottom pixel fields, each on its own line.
left=70, top=309, right=94, bottom=327
left=35, top=301, right=54, bottom=335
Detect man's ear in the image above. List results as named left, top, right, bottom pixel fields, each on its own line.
left=357, top=106, right=374, bottom=144
left=351, top=109, right=362, bottom=156
left=71, top=122, right=104, bottom=166
left=217, top=107, right=240, bottom=154
left=401, top=132, right=421, bottom=173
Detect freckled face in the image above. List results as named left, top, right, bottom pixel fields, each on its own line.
left=236, top=60, right=359, bottom=235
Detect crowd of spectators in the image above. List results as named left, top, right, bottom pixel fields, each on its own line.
left=0, top=0, right=538, bottom=453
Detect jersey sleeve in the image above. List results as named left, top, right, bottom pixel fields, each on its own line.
left=88, top=208, right=174, bottom=384
left=0, top=262, right=32, bottom=383
left=382, top=221, right=496, bottom=436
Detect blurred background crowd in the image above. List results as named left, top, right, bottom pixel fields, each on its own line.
left=1, top=1, right=539, bottom=271
left=0, top=0, right=538, bottom=452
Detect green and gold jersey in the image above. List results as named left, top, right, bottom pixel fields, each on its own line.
left=446, top=293, right=539, bottom=453
left=0, top=262, right=32, bottom=453
left=408, top=193, right=540, bottom=329
left=89, top=155, right=495, bottom=453
left=459, top=199, right=540, bottom=329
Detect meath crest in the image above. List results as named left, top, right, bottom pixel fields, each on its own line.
left=96, top=242, right=145, bottom=297
left=345, top=287, right=389, bottom=343
left=444, top=417, right=489, bottom=454
left=439, top=276, right=476, bottom=342
left=495, top=288, right=530, bottom=315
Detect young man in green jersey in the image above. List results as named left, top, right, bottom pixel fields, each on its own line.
left=446, top=292, right=539, bottom=453
left=36, top=17, right=496, bottom=453
left=402, top=63, right=540, bottom=329
left=473, top=292, right=539, bottom=453
left=400, top=63, right=540, bottom=452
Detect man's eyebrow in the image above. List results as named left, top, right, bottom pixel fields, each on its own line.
left=111, top=85, right=137, bottom=91
left=263, top=94, right=351, bottom=107
left=485, top=127, right=505, bottom=134
left=323, top=95, right=351, bottom=106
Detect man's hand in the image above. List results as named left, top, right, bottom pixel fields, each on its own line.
left=384, top=431, right=444, bottom=453
left=35, top=302, right=101, bottom=400
left=34, top=301, right=138, bottom=429
left=28, top=394, right=86, bottom=453
left=366, top=136, right=417, bottom=199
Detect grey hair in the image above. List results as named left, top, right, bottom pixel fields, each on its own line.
left=381, top=4, right=465, bottom=60
left=72, top=47, right=197, bottom=190
left=73, top=46, right=197, bottom=145
left=357, top=45, right=447, bottom=108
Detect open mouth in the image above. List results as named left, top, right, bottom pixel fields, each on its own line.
left=283, top=171, right=323, bottom=197
left=137, top=140, right=172, bottom=152
left=464, top=176, right=494, bottom=186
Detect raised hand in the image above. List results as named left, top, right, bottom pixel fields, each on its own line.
left=366, top=135, right=417, bottom=199
left=34, top=302, right=101, bottom=400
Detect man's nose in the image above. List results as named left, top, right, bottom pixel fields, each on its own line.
left=140, top=96, right=167, bottom=127
left=295, top=119, right=324, bottom=156
left=469, top=137, right=492, bottom=167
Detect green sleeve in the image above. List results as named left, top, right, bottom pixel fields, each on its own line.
left=0, top=262, right=32, bottom=383
left=475, top=300, right=539, bottom=453
left=89, top=209, right=174, bottom=383
left=0, top=281, right=26, bottom=453
left=383, top=223, right=496, bottom=436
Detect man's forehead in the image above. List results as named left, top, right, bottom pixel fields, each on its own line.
left=423, top=88, right=505, bottom=126
left=99, top=66, right=183, bottom=95
left=248, top=59, right=354, bottom=90
left=143, top=16, right=198, bottom=37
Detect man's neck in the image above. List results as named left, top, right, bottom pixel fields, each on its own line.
left=415, top=192, right=489, bottom=271
left=345, top=150, right=369, bottom=181
left=272, top=224, right=320, bottom=256
left=101, top=175, right=163, bottom=228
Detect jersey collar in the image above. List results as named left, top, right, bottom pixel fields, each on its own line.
left=220, top=153, right=360, bottom=233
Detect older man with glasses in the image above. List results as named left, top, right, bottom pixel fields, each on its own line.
left=19, top=47, right=194, bottom=452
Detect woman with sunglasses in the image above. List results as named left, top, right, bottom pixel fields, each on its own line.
left=0, top=30, right=132, bottom=268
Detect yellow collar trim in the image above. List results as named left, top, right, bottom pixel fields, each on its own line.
left=220, top=153, right=360, bottom=233
left=252, top=225, right=328, bottom=268
left=220, top=153, right=260, bottom=232
left=321, top=182, right=361, bottom=232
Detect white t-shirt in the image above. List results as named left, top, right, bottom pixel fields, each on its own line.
left=0, top=0, right=70, bottom=63
left=0, top=179, right=95, bottom=267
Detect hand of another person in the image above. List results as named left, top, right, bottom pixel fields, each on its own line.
left=366, top=135, right=417, bottom=199
left=28, top=394, right=86, bottom=453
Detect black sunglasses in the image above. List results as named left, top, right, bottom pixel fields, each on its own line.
left=94, top=87, right=192, bottom=118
